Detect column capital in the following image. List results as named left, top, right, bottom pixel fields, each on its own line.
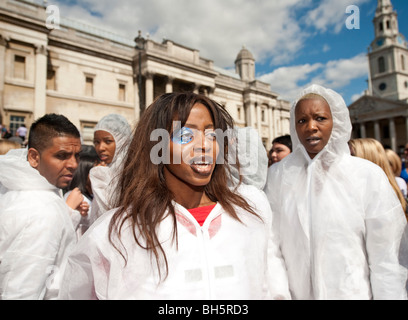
left=0, top=34, right=9, bottom=47
left=145, top=72, right=153, bottom=80
left=35, top=44, right=47, bottom=55
left=165, top=75, right=174, bottom=83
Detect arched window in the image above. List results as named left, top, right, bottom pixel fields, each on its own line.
left=379, top=22, right=383, bottom=32
left=402, top=55, right=406, bottom=71
left=378, top=56, right=386, bottom=73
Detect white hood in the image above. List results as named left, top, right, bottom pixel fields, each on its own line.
left=93, top=113, right=131, bottom=172
left=228, top=127, right=268, bottom=190
left=289, top=83, right=352, bottom=163
left=0, top=148, right=56, bottom=192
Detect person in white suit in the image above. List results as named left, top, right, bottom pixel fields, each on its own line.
left=59, top=92, right=290, bottom=300
left=88, top=114, right=131, bottom=224
left=0, top=114, right=80, bottom=299
left=264, top=84, right=408, bottom=300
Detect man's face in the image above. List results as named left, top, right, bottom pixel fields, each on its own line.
left=28, top=136, right=81, bottom=189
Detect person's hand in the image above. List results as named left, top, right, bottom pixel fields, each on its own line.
left=95, top=160, right=107, bottom=167
left=78, top=201, right=90, bottom=216
left=66, top=188, right=84, bottom=210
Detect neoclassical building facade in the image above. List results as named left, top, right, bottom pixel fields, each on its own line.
left=349, top=0, right=408, bottom=153
left=0, top=0, right=290, bottom=147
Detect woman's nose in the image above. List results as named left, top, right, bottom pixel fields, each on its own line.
left=307, top=120, right=317, bottom=131
left=97, top=142, right=106, bottom=151
left=193, top=131, right=211, bottom=151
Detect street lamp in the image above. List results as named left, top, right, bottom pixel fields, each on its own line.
left=134, top=30, right=145, bottom=118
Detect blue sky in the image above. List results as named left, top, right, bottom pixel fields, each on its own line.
left=49, top=0, right=408, bottom=105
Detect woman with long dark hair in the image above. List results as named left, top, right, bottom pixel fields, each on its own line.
left=60, top=92, right=289, bottom=300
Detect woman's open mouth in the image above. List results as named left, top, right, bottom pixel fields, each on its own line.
left=306, top=136, right=321, bottom=146
left=189, top=157, right=214, bottom=176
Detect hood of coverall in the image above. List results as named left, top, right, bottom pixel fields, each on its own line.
left=0, top=148, right=56, bottom=191
left=93, top=114, right=132, bottom=171
left=289, top=83, right=352, bottom=164
left=228, top=126, right=268, bottom=190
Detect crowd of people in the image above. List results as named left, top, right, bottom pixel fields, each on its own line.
left=0, top=85, right=407, bottom=300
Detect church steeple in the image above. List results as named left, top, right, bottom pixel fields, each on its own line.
left=377, top=0, right=393, bottom=12
left=372, top=0, right=401, bottom=48
left=368, top=0, right=408, bottom=102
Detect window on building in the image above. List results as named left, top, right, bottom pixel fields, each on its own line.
left=9, top=115, right=25, bottom=136
left=14, top=55, right=26, bottom=79
left=237, top=106, right=242, bottom=120
left=118, top=83, right=126, bottom=101
left=386, top=20, right=390, bottom=29
left=261, top=109, right=266, bottom=122
left=379, top=22, right=383, bottom=32
left=402, top=55, right=406, bottom=71
left=378, top=57, right=386, bottom=73
left=80, top=121, right=96, bottom=145
left=85, top=76, right=94, bottom=96
left=47, top=69, right=56, bottom=90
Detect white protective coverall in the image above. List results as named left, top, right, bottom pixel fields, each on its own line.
left=59, top=184, right=290, bottom=300
left=264, top=84, right=408, bottom=300
left=228, top=127, right=269, bottom=190
left=0, top=148, right=77, bottom=299
left=89, top=114, right=131, bottom=223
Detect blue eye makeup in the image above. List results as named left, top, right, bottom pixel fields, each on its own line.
left=171, top=127, right=194, bottom=145
left=171, top=127, right=217, bottom=145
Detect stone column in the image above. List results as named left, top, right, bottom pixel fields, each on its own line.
left=374, top=120, right=381, bottom=141
left=34, top=44, right=47, bottom=120
left=245, top=102, right=256, bottom=128
left=145, top=73, right=154, bottom=107
left=389, top=118, right=397, bottom=152
left=193, top=83, right=199, bottom=94
left=256, top=103, right=261, bottom=133
left=249, top=102, right=256, bottom=128
left=165, top=76, right=173, bottom=93
left=0, top=35, right=8, bottom=120
left=268, top=106, right=274, bottom=143
left=133, top=76, right=140, bottom=122
left=360, top=122, right=366, bottom=138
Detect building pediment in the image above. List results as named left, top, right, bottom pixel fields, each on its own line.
left=349, top=95, right=408, bottom=122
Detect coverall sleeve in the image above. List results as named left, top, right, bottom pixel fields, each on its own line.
left=59, top=232, right=109, bottom=300
left=0, top=203, right=67, bottom=299
left=89, top=166, right=112, bottom=222
left=364, top=171, right=408, bottom=300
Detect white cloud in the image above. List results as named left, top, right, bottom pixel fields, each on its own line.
left=47, top=0, right=374, bottom=104
left=259, top=63, right=322, bottom=101
left=259, top=53, right=368, bottom=102
left=51, top=0, right=310, bottom=67
left=303, top=0, right=371, bottom=34
left=351, top=90, right=366, bottom=102
left=312, top=53, right=368, bottom=87
left=322, top=44, right=330, bottom=52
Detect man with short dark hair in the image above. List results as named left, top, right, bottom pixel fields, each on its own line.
left=0, top=114, right=81, bottom=299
